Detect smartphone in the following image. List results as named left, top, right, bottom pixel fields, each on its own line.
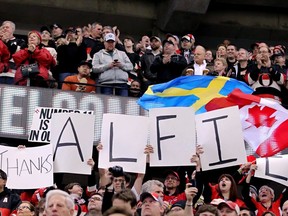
left=188, top=179, right=196, bottom=187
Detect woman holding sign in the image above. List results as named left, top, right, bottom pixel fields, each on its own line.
left=194, top=145, right=246, bottom=208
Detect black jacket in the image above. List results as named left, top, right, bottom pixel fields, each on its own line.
left=55, top=42, right=87, bottom=76
left=0, top=187, right=21, bottom=216
left=150, top=54, right=187, bottom=84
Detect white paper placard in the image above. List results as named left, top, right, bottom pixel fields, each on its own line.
left=196, top=106, right=247, bottom=171
left=99, top=113, right=149, bottom=174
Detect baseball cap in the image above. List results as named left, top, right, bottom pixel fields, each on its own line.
left=40, top=26, right=51, bottom=34
left=164, top=170, right=180, bottom=180
left=78, top=60, right=92, bottom=69
left=170, top=200, right=186, bottom=210
left=217, top=201, right=240, bottom=215
left=210, top=198, right=225, bottom=206
left=140, top=192, right=163, bottom=203
left=162, top=39, right=174, bottom=47
left=150, top=36, right=161, bottom=42
left=65, top=27, right=76, bottom=34
left=50, top=23, right=63, bottom=29
left=166, top=33, right=179, bottom=44
left=181, top=34, right=195, bottom=42
left=105, top=33, right=116, bottom=42
left=272, top=46, right=285, bottom=58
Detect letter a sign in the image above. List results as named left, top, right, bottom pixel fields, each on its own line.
left=50, top=113, right=95, bottom=174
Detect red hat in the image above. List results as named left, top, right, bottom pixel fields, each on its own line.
left=181, top=34, right=195, bottom=42
left=140, top=192, right=163, bottom=203
left=272, top=45, right=286, bottom=58
left=165, top=170, right=180, bottom=180
left=28, top=30, right=42, bottom=43
left=217, top=201, right=240, bottom=215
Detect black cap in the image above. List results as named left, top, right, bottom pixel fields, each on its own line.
left=40, top=26, right=51, bottom=34
left=50, top=23, right=63, bottom=29
left=78, top=60, right=92, bottom=69
left=171, top=200, right=186, bottom=210
left=162, top=39, right=174, bottom=46
left=65, top=27, right=76, bottom=34
left=166, top=33, right=179, bottom=44
left=54, top=34, right=66, bottom=41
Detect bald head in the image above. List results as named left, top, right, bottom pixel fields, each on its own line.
left=194, top=45, right=206, bottom=64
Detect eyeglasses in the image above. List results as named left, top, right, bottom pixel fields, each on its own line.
left=113, top=178, right=125, bottom=183
left=89, top=197, right=102, bottom=202
left=17, top=206, right=31, bottom=211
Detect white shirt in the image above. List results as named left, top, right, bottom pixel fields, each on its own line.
left=194, top=60, right=207, bottom=75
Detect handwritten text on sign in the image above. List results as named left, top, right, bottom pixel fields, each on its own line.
left=0, top=144, right=53, bottom=189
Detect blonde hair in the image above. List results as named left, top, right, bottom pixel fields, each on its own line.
left=214, top=57, right=228, bottom=67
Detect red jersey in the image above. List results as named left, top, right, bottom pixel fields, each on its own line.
left=251, top=194, right=282, bottom=216
left=164, top=192, right=186, bottom=204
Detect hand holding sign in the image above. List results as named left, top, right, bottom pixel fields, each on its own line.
left=87, top=158, right=95, bottom=170
left=196, top=106, right=247, bottom=171
left=190, top=145, right=203, bottom=169
left=144, top=144, right=154, bottom=163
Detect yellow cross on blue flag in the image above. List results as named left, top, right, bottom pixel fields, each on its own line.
left=137, top=75, right=253, bottom=114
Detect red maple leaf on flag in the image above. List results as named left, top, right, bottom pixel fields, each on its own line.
left=246, top=105, right=277, bottom=128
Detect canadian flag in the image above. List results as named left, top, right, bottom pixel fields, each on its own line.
left=206, top=89, right=288, bottom=157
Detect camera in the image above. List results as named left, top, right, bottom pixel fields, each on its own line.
left=108, top=166, right=124, bottom=177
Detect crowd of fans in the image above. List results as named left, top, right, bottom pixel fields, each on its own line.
left=0, top=20, right=288, bottom=216
left=0, top=144, right=288, bottom=216
left=0, top=20, right=287, bottom=104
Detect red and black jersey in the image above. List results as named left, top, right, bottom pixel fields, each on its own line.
left=0, top=187, right=22, bottom=216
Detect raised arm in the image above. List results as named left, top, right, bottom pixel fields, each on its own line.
left=184, top=183, right=198, bottom=216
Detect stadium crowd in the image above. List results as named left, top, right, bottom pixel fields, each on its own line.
left=0, top=20, right=288, bottom=216
left=0, top=20, right=287, bottom=103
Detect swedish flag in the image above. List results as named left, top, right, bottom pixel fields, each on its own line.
left=137, top=75, right=253, bottom=114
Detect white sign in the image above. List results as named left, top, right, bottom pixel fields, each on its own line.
left=50, top=113, right=95, bottom=174
left=28, top=107, right=94, bottom=143
left=255, top=156, right=288, bottom=186
left=149, top=107, right=196, bottom=166
left=0, top=144, right=53, bottom=189
left=99, top=113, right=149, bottom=174
left=196, top=106, right=247, bottom=171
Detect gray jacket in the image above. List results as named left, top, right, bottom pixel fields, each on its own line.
left=92, top=48, right=133, bottom=84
